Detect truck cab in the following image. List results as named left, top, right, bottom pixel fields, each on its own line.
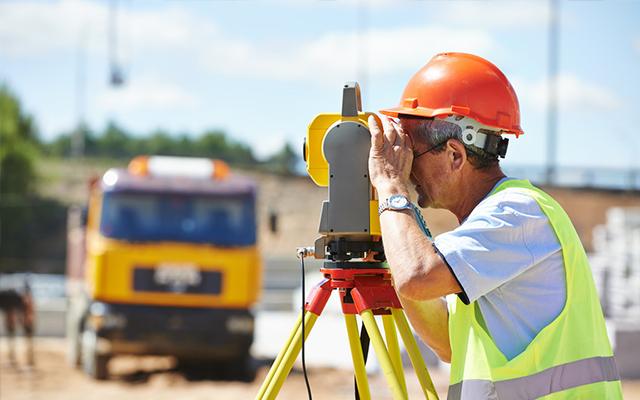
left=66, top=156, right=261, bottom=380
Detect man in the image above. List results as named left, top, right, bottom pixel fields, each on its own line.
left=368, top=52, right=622, bottom=399
left=0, top=278, right=35, bottom=367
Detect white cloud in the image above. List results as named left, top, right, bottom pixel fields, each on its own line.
left=438, top=1, right=550, bottom=29
left=201, top=26, right=493, bottom=83
left=251, top=132, right=290, bottom=161
left=513, top=74, right=623, bottom=112
left=634, top=37, right=640, bottom=54
left=275, top=0, right=398, bottom=8
left=99, top=79, right=198, bottom=111
left=0, top=0, right=217, bottom=57
left=1, top=0, right=493, bottom=85
left=0, top=0, right=105, bottom=56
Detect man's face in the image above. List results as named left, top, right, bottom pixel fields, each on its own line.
left=399, top=117, right=452, bottom=209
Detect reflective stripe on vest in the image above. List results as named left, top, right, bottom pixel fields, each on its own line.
left=447, top=356, right=619, bottom=400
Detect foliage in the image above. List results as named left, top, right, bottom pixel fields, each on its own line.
left=1, top=84, right=66, bottom=273
left=262, top=142, right=299, bottom=175
left=0, top=197, right=67, bottom=273
left=45, top=123, right=261, bottom=167
left=0, top=85, right=40, bottom=198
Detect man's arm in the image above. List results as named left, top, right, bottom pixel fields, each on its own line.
left=378, top=206, right=461, bottom=301
left=398, top=294, right=452, bottom=363
left=377, top=202, right=459, bottom=362
left=367, top=115, right=461, bottom=361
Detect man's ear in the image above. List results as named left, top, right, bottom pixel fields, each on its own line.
left=447, top=139, right=467, bottom=171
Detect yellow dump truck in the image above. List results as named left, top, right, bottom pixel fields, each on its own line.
left=66, top=156, right=261, bottom=380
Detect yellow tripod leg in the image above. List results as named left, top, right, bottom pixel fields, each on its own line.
left=344, top=314, right=371, bottom=400
left=261, top=311, right=319, bottom=400
left=391, top=308, right=439, bottom=400
left=382, top=314, right=408, bottom=398
left=360, top=310, right=407, bottom=400
left=255, top=312, right=303, bottom=399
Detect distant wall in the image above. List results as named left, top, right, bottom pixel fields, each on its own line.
left=543, top=186, right=640, bottom=251
left=258, top=178, right=640, bottom=257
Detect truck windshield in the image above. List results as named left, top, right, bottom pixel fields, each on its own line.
left=99, top=191, right=256, bottom=246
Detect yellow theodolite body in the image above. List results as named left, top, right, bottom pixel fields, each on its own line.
left=304, top=87, right=382, bottom=239
left=305, top=112, right=378, bottom=187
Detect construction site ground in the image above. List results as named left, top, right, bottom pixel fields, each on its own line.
left=1, top=337, right=453, bottom=400
left=2, top=338, right=640, bottom=399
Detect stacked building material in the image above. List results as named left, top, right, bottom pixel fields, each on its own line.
left=590, top=207, right=640, bottom=324
left=589, top=207, right=640, bottom=378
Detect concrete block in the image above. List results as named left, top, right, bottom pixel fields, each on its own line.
left=611, top=322, right=640, bottom=379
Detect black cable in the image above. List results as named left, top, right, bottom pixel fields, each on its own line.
left=300, top=255, right=313, bottom=400
left=354, top=322, right=370, bottom=400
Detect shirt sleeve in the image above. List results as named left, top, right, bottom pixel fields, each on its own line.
left=433, top=190, right=561, bottom=304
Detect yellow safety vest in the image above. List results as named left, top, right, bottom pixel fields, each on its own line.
left=447, top=179, right=622, bottom=399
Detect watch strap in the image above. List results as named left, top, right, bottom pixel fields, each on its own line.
left=379, top=196, right=432, bottom=239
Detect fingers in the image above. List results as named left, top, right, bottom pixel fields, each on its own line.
left=370, top=115, right=409, bottom=151
left=392, top=119, right=409, bottom=148
left=381, top=116, right=398, bottom=146
left=368, top=115, right=384, bottom=152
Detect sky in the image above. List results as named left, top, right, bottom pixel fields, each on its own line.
left=1, top=0, right=639, bottom=170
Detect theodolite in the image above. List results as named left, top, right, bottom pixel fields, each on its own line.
left=255, top=82, right=439, bottom=400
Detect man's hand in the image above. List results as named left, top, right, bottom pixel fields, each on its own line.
left=368, top=115, right=413, bottom=197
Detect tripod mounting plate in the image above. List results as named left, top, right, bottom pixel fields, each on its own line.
left=304, top=267, right=402, bottom=316
left=323, top=261, right=386, bottom=269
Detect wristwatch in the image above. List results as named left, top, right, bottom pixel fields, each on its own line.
left=378, top=194, right=433, bottom=239
left=378, top=194, right=414, bottom=215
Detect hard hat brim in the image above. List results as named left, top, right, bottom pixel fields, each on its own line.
left=379, top=106, right=524, bottom=137
left=379, top=106, right=438, bottom=119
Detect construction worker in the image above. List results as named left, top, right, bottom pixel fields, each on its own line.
left=369, top=52, right=623, bottom=399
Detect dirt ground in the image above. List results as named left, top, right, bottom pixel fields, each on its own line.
left=1, top=338, right=453, bottom=400
left=3, top=338, right=640, bottom=400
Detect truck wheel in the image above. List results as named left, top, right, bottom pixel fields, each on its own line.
left=229, top=354, right=256, bottom=382
left=67, top=329, right=82, bottom=369
left=66, top=303, right=83, bottom=368
left=81, top=329, right=109, bottom=380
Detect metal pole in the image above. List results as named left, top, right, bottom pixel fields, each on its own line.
left=109, top=0, right=125, bottom=86
left=72, top=26, right=87, bottom=158
left=357, top=0, right=369, bottom=110
left=546, top=0, right=559, bottom=185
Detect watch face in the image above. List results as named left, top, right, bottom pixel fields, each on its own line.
left=389, top=195, right=409, bottom=208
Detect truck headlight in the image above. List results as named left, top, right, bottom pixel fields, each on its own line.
left=226, top=316, right=254, bottom=334
left=88, top=302, right=127, bottom=330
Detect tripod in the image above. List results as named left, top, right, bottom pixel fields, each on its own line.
left=255, top=259, right=440, bottom=400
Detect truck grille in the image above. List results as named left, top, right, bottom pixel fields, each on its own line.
left=132, top=267, right=222, bottom=295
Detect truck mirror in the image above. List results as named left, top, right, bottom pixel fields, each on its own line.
left=81, top=206, right=88, bottom=227
left=269, top=209, right=278, bottom=234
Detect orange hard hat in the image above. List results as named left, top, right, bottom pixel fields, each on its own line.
left=380, top=52, right=523, bottom=137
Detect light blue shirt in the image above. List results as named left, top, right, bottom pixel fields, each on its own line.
left=434, top=178, right=566, bottom=360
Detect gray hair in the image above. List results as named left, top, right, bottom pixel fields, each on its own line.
left=413, top=118, right=500, bottom=170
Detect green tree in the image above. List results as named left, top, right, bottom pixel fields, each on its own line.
left=97, top=121, right=132, bottom=158
left=142, top=130, right=176, bottom=155
left=0, top=84, right=68, bottom=274
left=263, top=142, right=299, bottom=175
left=46, top=124, right=96, bottom=157
left=196, top=130, right=256, bottom=164
left=41, top=120, right=259, bottom=167
left=0, top=84, right=39, bottom=198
